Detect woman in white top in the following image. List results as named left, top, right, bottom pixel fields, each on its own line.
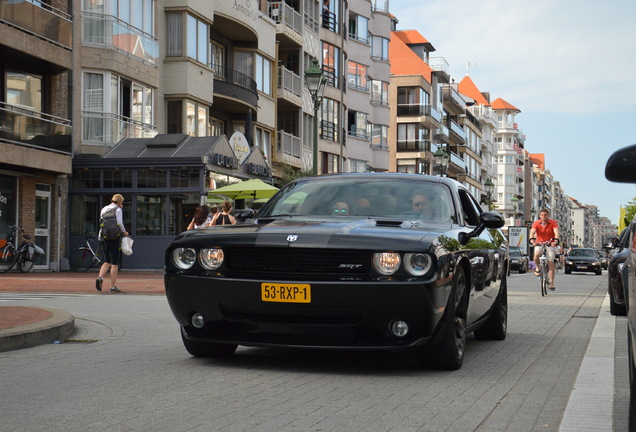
left=187, top=205, right=212, bottom=230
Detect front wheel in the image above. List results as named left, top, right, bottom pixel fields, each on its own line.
left=181, top=330, right=237, bottom=358
left=0, top=245, right=17, bottom=273
left=70, top=248, right=93, bottom=272
left=18, top=250, right=35, bottom=273
left=416, top=265, right=467, bottom=370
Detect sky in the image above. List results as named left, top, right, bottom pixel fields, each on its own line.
left=389, top=0, right=636, bottom=225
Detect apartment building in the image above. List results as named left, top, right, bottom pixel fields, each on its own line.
left=0, top=0, right=73, bottom=270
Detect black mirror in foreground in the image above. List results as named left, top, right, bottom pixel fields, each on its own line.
left=605, top=144, right=636, bottom=183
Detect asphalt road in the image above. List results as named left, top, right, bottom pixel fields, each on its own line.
left=0, top=271, right=627, bottom=432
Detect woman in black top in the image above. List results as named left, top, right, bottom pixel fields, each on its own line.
left=212, top=201, right=237, bottom=225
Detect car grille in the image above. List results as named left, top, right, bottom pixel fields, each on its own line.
left=225, top=247, right=370, bottom=276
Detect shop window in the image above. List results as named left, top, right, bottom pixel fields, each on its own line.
left=72, top=168, right=101, bottom=189
left=136, top=195, right=165, bottom=236
left=169, top=169, right=199, bottom=188
left=169, top=194, right=199, bottom=235
left=104, top=169, right=133, bottom=189
left=0, top=175, right=17, bottom=241
left=138, top=169, right=168, bottom=188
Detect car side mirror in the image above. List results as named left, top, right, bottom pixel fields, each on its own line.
left=605, top=144, right=636, bottom=183
left=458, top=211, right=505, bottom=245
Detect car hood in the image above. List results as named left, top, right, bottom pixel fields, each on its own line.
left=174, top=217, right=458, bottom=251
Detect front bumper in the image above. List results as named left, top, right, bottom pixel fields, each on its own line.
left=165, top=273, right=451, bottom=350
left=565, top=262, right=601, bottom=273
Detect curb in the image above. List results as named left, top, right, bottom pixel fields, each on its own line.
left=0, top=307, right=75, bottom=353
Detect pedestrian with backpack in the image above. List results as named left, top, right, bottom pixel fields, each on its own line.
left=96, top=194, right=130, bottom=293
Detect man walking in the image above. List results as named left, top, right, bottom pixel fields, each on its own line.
left=96, top=194, right=130, bottom=293
left=530, top=208, right=560, bottom=290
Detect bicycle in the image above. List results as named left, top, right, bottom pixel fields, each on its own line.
left=534, top=239, right=556, bottom=297
left=69, top=232, right=103, bottom=272
left=0, top=225, right=44, bottom=273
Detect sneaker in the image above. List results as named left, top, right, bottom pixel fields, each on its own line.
left=110, top=286, right=121, bottom=293
left=95, top=276, right=103, bottom=292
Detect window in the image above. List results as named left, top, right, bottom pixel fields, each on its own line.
left=323, top=153, right=339, bottom=174
left=211, top=41, right=225, bottom=76
left=398, top=87, right=429, bottom=105
left=138, top=169, right=168, bottom=188
left=370, top=36, right=389, bottom=61
left=169, top=169, right=199, bottom=188
left=349, top=13, right=368, bottom=43
left=322, top=0, right=340, bottom=32
left=235, top=51, right=254, bottom=79
left=321, top=98, right=339, bottom=141
left=137, top=195, right=166, bottom=236
left=6, top=71, right=42, bottom=111
left=397, top=123, right=429, bottom=152
left=255, top=54, right=272, bottom=95
left=254, top=127, right=272, bottom=161
left=322, top=43, right=340, bottom=88
left=186, top=14, right=209, bottom=65
left=347, top=61, right=368, bottom=90
left=372, top=0, right=389, bottom=12
left=371, top=124, right=388, bottom=149
left=348, top=110, right=368, bottom=139
left=370, top=80, right=389, bottom=106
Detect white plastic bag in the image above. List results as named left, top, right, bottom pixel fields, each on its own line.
left=121, top=236, right=134, bottom=256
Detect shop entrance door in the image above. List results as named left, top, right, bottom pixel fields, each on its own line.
left=35, top=184, right=51, bottom=269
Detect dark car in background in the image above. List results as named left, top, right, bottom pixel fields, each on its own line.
left=605, top=143, right=636, bottom=429
left=564, top=248, right=603, bottom=275
left=608, top=226, right=631, bottom=316
left=509, top=246, right=529, bottom=273
left=165, top=173, right=509, bottom=370
left=598, top=251, right=608, bottom=270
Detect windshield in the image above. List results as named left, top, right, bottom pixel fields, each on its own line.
left=569, top=249, right=597, bottom=258
left=258, top=177, right=456, bottom=222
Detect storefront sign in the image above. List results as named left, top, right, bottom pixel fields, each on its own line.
left=247, top=163, right=271, bottom=178
left=230, top=132, right=251, bottom=165
left=211, top=153, right=239, bottom=169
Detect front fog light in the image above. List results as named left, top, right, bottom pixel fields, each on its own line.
left=200, top=248, right=224, bottom=270
left=191, top=313, right=205, bottom=328
left=389, top=320, right=409, bottom=337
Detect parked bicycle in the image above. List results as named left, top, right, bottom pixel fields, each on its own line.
left=69, top=232, right=103, bottom=272
left=0, top=224, right=45, bottom=273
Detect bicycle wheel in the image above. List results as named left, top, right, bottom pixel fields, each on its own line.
left=70, top=248, right=93, bottom=272
left=0, top=245, right=17, bottom=273
left=540, top=262, right=548, bottom=296
left=18, top=250, right=35, bottom=273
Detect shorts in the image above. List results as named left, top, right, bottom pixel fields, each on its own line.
left=535, top=245, right=556, bottom=262
left=100, top=239, right=122, bottom=266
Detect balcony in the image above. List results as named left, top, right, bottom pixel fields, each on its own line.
left=448, top=119, right=465, bottom=143
left=213, top=65, right=258, bottom=113
left=276, top=130, right=301, bottom=168
left=277, top=66, right=302, bottom=108
left=82, top=12, right=159, bottom=65
left=0, top=0, right=72, bottom=49
left=428, top=57, right=450, bottom=83
left=469, top=105, right=497, bottom=127
left=449, top=151, right=466, bottom=171
left=0, top=102, right=71, bottom=154
left=82, top=111, right=156, bottom=145
left=268, top=1, right=302, bottom=47
left=442, top=85, right=466, bottom=115
left=433, top=125, right=450, bottom=144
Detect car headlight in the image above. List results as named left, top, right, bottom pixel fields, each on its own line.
left=199, top=248, right=224, bottom=270
left=403, top=253, right=432, bottom=276
left=373, top=252, right=401, bottom=275
left=172, top=248, right=196, bottom=269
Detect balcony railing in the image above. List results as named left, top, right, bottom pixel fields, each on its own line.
left=397, top=104, right=442, bottom=122
left=397, top=140, right=430, bottom=152
left=442, top=84, right=466, bottom=110
left=0, top=102, right=71, bottom=154
left=278, top=66, right=302, bottom=98
left=449, top=151, right=466, bottom=171
left=82, top=111, right=156, bottom=145
left=214, top=65, right=258, bottom=94
left=449, top=119, right=465, bottom=141
left=82, top=12, right=159, bottom=65
left=268, top=2, right=303, bottom=36
left=1, top=0, right=72, bottom=49
left=278, top=130, right=301, bottom=160
left=428, top=57, right=449, bottom=75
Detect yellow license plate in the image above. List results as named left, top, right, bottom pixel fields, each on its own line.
left=261, top=283, right=311, bottom=303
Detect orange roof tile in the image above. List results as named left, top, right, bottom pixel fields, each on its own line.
left=529, top=153, right=544, bottom=169
left=457, top=76, right=490, bottom=106
left=491, top=98, right=520, bottom=112
left=390, top=32, right=432, bottom=83
left=393, top=30, right=430, bottom=45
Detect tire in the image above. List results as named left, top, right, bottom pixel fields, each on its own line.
left=70, top=248, right=93, bottom=272
left=608, top=287, right=627, bottom=316
left=18, top=250, right=34, bottom=273
left=181, top=330, right=237, bottom=358
left=417, top=265, right=467, bottom=370
left=565, top=269, right=571, bottom=274
left=474, top=276, right=508, bottom=340
left=540, top=264, right=548, bottom=296
left=0, top=245, right=17, bottom=273
left=596, top=269, right=602, bottom=275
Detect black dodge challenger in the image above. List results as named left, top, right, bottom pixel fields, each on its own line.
left=165, top=173, right=508, bottom=370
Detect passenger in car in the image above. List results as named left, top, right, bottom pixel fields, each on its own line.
left=331, top=201, right=350, bottom=216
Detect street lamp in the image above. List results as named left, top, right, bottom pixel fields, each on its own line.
left=530, top=207, right=536, bottom=221
left=433, top=146, right=450, bottom=176
left=484, top=178, right=494, bottom=209
left=511, top=196, right=519, bottom=226
left=304, top=58, right=327, bottom=176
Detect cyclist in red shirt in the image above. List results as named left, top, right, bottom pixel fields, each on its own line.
left=530, top=208, right=560, bottom=290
